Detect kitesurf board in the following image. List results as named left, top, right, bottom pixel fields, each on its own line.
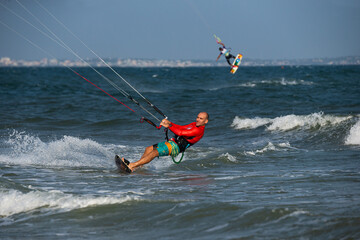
left=230, top=54, right=243, bottom=74
left=115, top=155, right=132, bottom=174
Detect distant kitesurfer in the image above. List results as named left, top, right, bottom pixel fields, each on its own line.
left=120, top=112, right=209, bottom=173
left=216, top=42, right=236, bottom=66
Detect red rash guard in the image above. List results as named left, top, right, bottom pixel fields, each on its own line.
left=169, top=122, right=205, bottom=145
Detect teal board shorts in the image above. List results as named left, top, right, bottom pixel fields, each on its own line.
left=154, top=140, right=180, bottom=157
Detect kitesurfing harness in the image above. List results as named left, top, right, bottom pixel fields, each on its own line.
left=165, top=132, right=190, bottom=164
left=165, top=122, right=205, bottom=164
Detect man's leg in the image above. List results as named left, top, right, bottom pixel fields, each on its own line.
left=226, top=56, right=232, bottom=66
left=127, top=146, right=159, bottom=171
left=140, top=145, right=153, bottom=159
left=227, top=55, right=236, bottom=66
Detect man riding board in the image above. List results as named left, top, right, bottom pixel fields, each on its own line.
left=117, top=112, right=209, bottom=173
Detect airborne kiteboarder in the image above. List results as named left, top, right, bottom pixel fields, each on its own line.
left=214, top=34, right=243, bottom=74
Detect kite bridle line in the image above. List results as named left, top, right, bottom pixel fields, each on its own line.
left=0, top=0, right=167, bottom=129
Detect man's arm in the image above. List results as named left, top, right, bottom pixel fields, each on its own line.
left=161, top=119, right=191, bottom=130
left=216, top=53, right=222, bottom=61
left=161, top=120, right=201, bottom=137
left=169, top=123, right=201, bottom=138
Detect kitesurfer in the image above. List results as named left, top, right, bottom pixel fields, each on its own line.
left=216, top=42, right=236, bottom=66
left=122, top=112, right=209, bottom=172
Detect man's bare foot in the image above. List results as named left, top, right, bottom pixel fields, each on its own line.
left=124, top=159, right=135, bottom=172
left=121, top=157, right=133, bottom=173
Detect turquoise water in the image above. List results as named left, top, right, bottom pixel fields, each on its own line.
left=1, top=66, right=360, bottom=239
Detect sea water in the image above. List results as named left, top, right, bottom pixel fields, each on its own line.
left=0, top=66, right=359, bottom=239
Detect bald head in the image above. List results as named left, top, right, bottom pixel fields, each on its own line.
left=196, top=112, right=209, bottom=127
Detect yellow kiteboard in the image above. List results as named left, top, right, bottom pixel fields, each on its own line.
left=230, top=54, right=243, bottom=74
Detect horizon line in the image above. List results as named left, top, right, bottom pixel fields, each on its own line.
left=1, top=56, right=359, bottom=67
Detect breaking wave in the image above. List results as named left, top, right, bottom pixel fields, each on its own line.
left=345, top=120, right=360, bottom=145
left=0, top=189, right=135, bottom=218
left=0, top=130, right=118, bottom=168
left=231, top=112, right=352, bottom=131
left=244, top=142, right=293, bottom=156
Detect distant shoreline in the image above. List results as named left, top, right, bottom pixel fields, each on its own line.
left=1, top=56, right=359, bottom=67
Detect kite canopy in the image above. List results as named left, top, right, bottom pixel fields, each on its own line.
left=213, top=34, right=222, bottom=44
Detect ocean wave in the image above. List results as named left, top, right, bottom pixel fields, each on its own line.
left=219, top=152, right=237, bottom=162
left=232, top=112, right=352, bottom=132
left=149, top=147, right=220, bottom=171
left=238, top=78, right=313, bottom=88
left=345, top=120, right=360, bottom=145
left=240, top=207, right=310, bottom=224
left=244, top=142, right=293, bottom=156
left=260, top=78, right=313, bottom=86
left=0, top=189, right=135, bottom=218
left=209, top=78, right=312, bottom=91
left=0, top=130, right=185, bottom=171
left=0, top=130, right=121, bottom=168
left=232, top=117, right=272, bottom=129
left=238, top=82, right=257, bottom=88
left=137, top=88, right=165, bottom=94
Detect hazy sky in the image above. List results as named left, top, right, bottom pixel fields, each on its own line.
left=1, top=0, right=360, bottom=60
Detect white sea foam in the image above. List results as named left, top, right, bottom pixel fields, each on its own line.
left=244, top=142, right=292, bottom=156
left=232, top=112, right=352, bottom=132
left=238, top=78, right=313, bottom=88
left=345, top=120, right=360, bottom=145
left=0, top=189, right=135, bottom=217
left=219, top=152, right=237, bottom=162
left=211, top=78, right=311, bottom=91
left=288, top=210, right=309, bottom=217
left=209, top=84, right=234, bottom=91
left=0, top=130, right=122, bottom=168
left=231, top=116, right=271, bottom=130
left=260, top=78, right=313, bottom=86
left=245, top=142, right=276, bottom=155
left=151, top=155, right=174, bottom=170
left=151, top=147, right=215, bottom=170
left=239, top=82, right=256, bottom=88
left=0, top=130, right=212, bottom=172
left=268, top=113, right=350, bottom=131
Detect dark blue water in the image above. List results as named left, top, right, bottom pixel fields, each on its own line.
left=1, top=66, right=360, bottom=239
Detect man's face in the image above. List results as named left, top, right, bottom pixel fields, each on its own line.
left=196, top=113, right=208, bottom=127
